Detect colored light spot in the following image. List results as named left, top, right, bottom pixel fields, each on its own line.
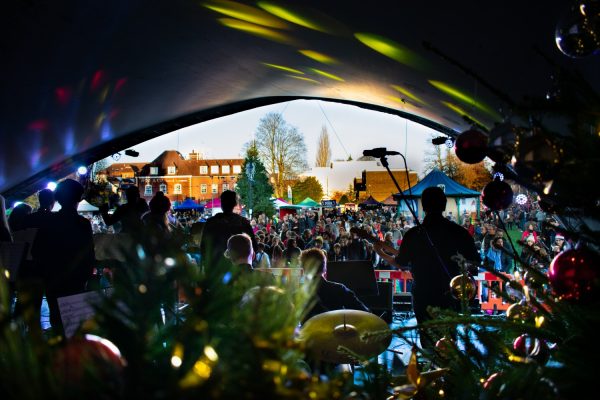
left=218, top=18, right=298, bottom=45
left=115, top=77, right=128, bottom=92
left=262, top=63, right=304, bottom=74
left=91, top=70, right=104, bottom=91
left=430, top=80, right=501, bottom=120
left=203, top=0, right=290, bottom=29
left=258, top=1, right=324, bottom=32
left=355, top=32, right=426, bottom=69
left=391, top=84, right=428, bottom=106
left=286, top=75, right=320, bottom=84
left=55, top=87, right=72, bottom=105
left=298, top=49, right=337, bottom=64
left=309, top=68, right=344, bottom=82
left=441, top=101, right=490, bottom=130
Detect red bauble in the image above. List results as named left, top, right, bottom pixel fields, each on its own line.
left=482, top=178, right=514, bottom=211
left=548, top=248, right=600, bottom=302
left=454, top=129, right=489, bottom=164
left=513, top=334, right=550, bottom=365
left=54, top=334, right=125, bottom=390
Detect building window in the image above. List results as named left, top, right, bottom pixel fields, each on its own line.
left=145, top=185, right=153, bottom=196
left=222, top=165, right=230, bottom=174
left=201, top=184, right=207, bottom=194
left=211, top=184, right=218, bottom=194
left=210, top=165, right=219, bottom=174
left=150, top=167, right=158, bottom=175
left=159, top=184, right=167, bottom=194
left=200, top=166, right=208, bottom=174
left=174, top=184, right=182, bottom=194
left=168, top=166, right=176, bottom=175
left=222, top=183, right=229, bottom=191
left=233, top=165, right=241, bottom=174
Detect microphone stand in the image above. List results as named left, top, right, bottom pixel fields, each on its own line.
left=376, top=153, right=453, bottom=278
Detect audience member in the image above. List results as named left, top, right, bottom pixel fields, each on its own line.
left=200, top=190, right=256, bottom=268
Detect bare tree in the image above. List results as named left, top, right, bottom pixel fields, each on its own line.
left=252, top=113, right=308, bottom=198
left=315, top=126, right=332, bottom=167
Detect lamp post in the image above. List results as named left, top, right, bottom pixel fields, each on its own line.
left=246, top=161, right=255, bottom=218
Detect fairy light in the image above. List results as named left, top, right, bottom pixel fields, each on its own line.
left=515, top=194, right=527, bottom=205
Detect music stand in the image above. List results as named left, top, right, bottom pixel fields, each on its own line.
left=326, top=260, right=379, bottom=296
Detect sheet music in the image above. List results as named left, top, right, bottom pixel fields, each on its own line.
left=57, top=290, right=109, bottom=338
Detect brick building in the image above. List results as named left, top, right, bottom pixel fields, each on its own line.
left=101, top=150, right=243, bottom=204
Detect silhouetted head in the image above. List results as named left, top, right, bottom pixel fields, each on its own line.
left=225, top=233, right=253, bottom=264
left=421, top=186, right=446, bottom=214
left=125, top=186, right=140, bottom=203
left=220, top=190, right=237, bottom=213
left=149, top=191, right=171, bottom=214
left=37, top=188, right=55, bottom=210
left=8, top=202, right=32, bottom=231
left=55, top=179, right=84, bottom=209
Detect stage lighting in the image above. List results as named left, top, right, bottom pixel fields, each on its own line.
left=125, top=149, right=139, bottom=157
left=77, top=166, right=88, bottom=175
left=47, top=182, right=58, bottom=191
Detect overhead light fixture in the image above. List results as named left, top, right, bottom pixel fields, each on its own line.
left=432, top=136, right=453, bottom=145
left=125, top=149, right=139, bottom=157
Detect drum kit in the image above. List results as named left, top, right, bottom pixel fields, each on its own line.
left=297, top=309, right=392, bottom=364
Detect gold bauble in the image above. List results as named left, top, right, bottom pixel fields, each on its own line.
left=449, top=275, right=477, bottom=300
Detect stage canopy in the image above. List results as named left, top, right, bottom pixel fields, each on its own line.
left=1, top=1, right=598, bottom=202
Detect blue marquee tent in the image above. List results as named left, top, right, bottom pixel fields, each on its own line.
left=173, top=198, right=203, bottom=211
left=393, top=169, right=481, bottom=221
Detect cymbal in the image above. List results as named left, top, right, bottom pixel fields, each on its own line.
left=297, top=309, right=392, bottom=364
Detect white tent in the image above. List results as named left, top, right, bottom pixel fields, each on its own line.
left=52, top=199, right=100, bottom=213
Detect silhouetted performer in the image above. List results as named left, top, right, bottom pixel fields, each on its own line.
left=300, top=248, right=369, bottom=324
left=200, top=190, right=257, bottom=268
left=32, top=179, right=95, bottom=336
left=16, top=188, right=56, bottom=334
left=8, top=202, right=32, bottom=232
left=100, top=186, right=148, bottom=234
left=23, top=188, right=55, bottom=229
left=374, top=187, right=478, bottom=350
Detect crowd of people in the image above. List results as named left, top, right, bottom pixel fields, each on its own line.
left=1, top=183, right=568, bottom=340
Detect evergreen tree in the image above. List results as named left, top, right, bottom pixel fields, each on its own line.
left=236, top=143, right=275, bottom=217
left=291, top=176, right=324, bottom=204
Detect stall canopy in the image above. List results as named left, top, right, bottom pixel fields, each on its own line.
left=272, top=198, right=290, bottom=208
left=393, top=169, right=481, bottom=221
left=297, top=197, right=320, bottom=208
left=359, top=196, right=382, bottom=209
left=173, top=198, right=203, bottom=211
left=204, top=198, right=221, bottom=209
left=52, top=199, right=99, bottom=213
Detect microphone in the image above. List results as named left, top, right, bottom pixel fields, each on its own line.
left=362, top=148, right=400, bottom=158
